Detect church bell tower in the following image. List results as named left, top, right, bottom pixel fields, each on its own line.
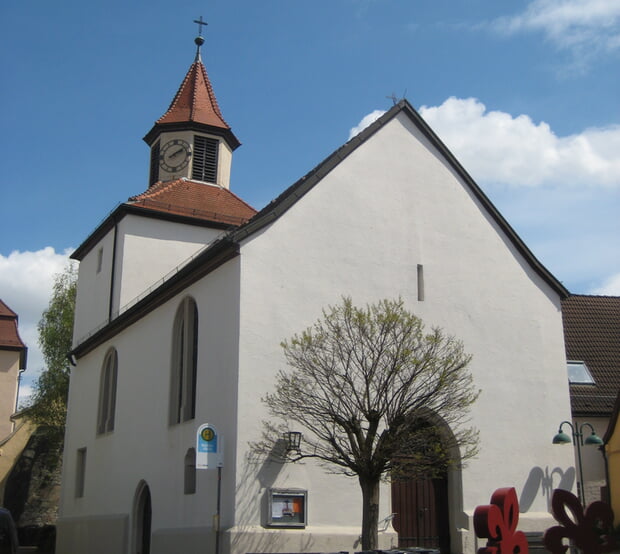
left=143, top=18, right=240, bottom=189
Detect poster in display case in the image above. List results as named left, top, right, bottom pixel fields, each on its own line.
left=267, top=489, right=307, bottom=528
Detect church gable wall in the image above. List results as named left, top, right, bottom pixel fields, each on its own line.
left=114, top=214, right=223, bottom=313
left=234, top=112, right=573, bottom=545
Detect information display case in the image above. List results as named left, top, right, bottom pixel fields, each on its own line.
left=267, top=488, right=307, bottom=528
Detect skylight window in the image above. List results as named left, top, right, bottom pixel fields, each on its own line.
left=567, top=361, right=595, bottom=385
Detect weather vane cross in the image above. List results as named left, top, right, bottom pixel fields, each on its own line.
left=194, top=16, right=208, bottom=37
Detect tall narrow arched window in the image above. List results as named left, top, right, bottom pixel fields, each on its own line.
left=170, top=297, right=198, bottom=424
left=97, top=348, right=118, bottom=434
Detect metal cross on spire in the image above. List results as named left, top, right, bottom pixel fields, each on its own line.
left=194, top=16, right=208, bottom=37
left=193, top=16, right=208, bottom=61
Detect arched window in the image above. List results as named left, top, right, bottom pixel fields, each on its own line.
left=170, top=297, right=198, bottom=424
left=97, top=348, right=118, bottom=434
left=132, top=481, right=152, bottom=554
left=184, top=448, right=196, bottom=494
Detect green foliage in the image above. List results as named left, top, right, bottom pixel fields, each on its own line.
left=28, top=265, right=77, bottom=439
left=261, top=297, right=480, bottom=549
left=267, top=297, right=480, bottom=477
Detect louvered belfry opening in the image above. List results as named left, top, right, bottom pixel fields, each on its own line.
left=192, top=135, right=219, bottom=183
left=149, top=141, right=160, bottom=186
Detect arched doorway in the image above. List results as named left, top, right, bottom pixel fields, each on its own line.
left=391, top=418, right=455, bottom=553
left=133, top=481, right=152, bottom=554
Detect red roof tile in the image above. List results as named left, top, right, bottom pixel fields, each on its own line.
left=128, top=179, right=257, bottom=226
left=156, top=60, right=229, bottom=129
left=0, top=300, right=26, bottom=349
left=562, top=295, right=620, bottom=416
left=0, top=299, right=17, bottom=318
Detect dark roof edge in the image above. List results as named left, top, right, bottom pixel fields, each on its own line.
left=564, top=294, right=620, bottom=300
left=231, top=99, right=569, bottom=298
left=71, top=238, right=239, bottom=358
left=604, top=390, right=620, bottom=444
left=143, top=121, right=241, bottom=151
left=72, top=203, right=237, bottom=261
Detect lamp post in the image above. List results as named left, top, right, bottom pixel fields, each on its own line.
left=552, top=420, right=603, bottom=505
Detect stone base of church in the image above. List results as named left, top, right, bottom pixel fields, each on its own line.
left=225, top=524, right=398, bottom=554
left=56, top=513, right=128, bottom=554
left=56, top=518, right=398, bottom=554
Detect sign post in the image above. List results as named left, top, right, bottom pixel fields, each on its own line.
left=196, top=424, right=224, bottom=554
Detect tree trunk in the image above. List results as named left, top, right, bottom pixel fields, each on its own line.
left=359, top=475, right=380, bottom=551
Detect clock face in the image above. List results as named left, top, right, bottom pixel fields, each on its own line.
left=159, top=139, right=191, bottom=172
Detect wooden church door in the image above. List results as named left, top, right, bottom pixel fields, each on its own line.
left=391, top=476, right=450, bottom=552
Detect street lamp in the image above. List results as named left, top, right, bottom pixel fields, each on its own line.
left=552, top=420, right=603, bottom=505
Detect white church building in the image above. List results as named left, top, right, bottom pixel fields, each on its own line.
left=57, top=29, right=576, bottom=554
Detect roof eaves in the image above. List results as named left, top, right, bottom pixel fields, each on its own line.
left=232, top=103, right=399, bottom=243
left=143, top=120, right=241, bottom=151
left=71, top=236, right=239, bottom=359
left=72, top=201, right=241, bottom=261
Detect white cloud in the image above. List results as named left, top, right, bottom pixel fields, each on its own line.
left=418, top=97, right=620, bottom=188
left=492, top=0, right=620, bottom=65
left=351, top=100, right=620, bottom=294
left=589, top=273, right=620, bottom=295
left=349, top=109, right=386, bottom=140
left=0, top=247, right=74, bottom=404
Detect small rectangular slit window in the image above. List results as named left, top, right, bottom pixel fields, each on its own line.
left=149, top=141, right=160, bottom=186
left=96, top=248, right=103, bottom=274
left=417, top=264, right=425, bottom=301
left=76, top=447, right=87, bottom=498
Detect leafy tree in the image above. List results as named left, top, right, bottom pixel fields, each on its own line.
left=262, top=297, right=479, bottom=550
left=28, top=265, right=77, bottom=445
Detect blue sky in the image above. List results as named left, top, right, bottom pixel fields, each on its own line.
left=1, top=0, right=619, bottom=400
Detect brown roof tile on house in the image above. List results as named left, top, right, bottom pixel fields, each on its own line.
left=156, top=60, right=229, bottom=130
left=0, top=299, right=26, bottom=350
left=0, top=300, right=17, bottom=319
left=128, top=179, right=257, bottom=227
left=562, top=295, right=620, bottom=417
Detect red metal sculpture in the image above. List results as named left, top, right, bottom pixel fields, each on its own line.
left=474, top=487, right=529, bottom=554
left=544, top=488, right=615, bottom=554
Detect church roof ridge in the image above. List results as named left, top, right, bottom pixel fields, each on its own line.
left=155, top=59, right=230, bottom=130
left=231, top=99, right=569, bottom=298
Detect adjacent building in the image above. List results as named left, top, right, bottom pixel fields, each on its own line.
left=0, top=300, right=27, bottom=439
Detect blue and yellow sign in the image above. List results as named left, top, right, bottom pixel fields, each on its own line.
left=196, top=424, right=224, bottom=469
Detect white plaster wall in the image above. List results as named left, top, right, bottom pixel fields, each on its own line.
left=73, top=228, right=116, bottom=346
left=114, top=215, right=223, bottom=313
left=59, top=259, right=242, bottom=553
left=0, top=350, right=20, bottom=438
left=234, top=112, right=574, bottom=550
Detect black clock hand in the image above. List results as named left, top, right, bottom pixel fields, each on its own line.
left=170, top=148, right=184, bottom=159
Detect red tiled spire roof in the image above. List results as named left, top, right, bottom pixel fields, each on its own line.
left=0, top=299, right=26, bottom=350
left=128, top=178, right=257, bottom=227
left=156, top=59, right=230, bottom=130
